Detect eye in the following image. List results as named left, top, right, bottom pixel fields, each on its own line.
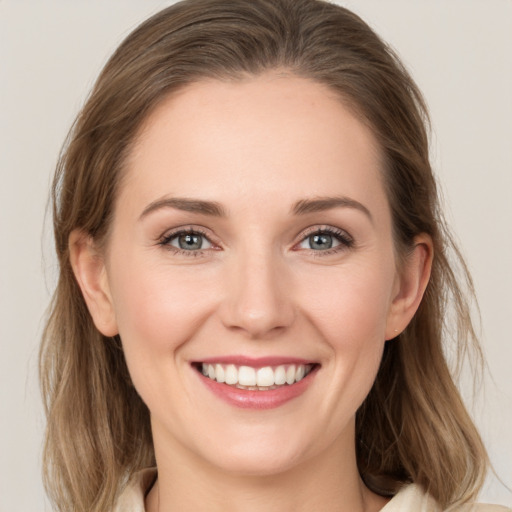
left=161, top=229, right=213, bottom=252
left=297, top=227, right=353, bottom=253
left=302, top=233, right=339, bottom=250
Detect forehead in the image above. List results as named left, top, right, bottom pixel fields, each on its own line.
left=121, top=74, right=387, bottom=217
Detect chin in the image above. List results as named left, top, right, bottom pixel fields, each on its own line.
left=207, top=445, right=307, bottom=478
left=190, top=423, right=322, bottom=478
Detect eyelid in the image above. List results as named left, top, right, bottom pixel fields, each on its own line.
left=293, top=225, right=354, bottom=252
left=157, top=225, right=221, bottom=256
left=159, top=225, right=207, bottom=241
left=168, top=231, right=213, bottom=250
left=156, top=224, right=354, bottom=257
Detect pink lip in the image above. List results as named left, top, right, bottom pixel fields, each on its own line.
left=197, top=355, right=315, bottom=368
left=193, top=362, right=319, bottom=410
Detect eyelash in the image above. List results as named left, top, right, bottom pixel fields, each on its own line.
left=158, top=227, right=215, bottom=257
left=158, top=226, right=354, bottom=257
left=296, top=226, right=354, bottom=256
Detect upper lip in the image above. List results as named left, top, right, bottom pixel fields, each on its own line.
left=193, top=355, right=318, bottom=368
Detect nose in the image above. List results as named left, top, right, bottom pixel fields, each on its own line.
left=219, top=248, right=295, bottom=339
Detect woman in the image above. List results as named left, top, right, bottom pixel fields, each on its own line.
left=39, top=0, right=509, bottom=511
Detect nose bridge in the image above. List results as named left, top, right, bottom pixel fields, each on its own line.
left=220, top=243, right=294, bottom=338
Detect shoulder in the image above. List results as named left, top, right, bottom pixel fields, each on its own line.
left=112, top=476, right=511, bottom=512
left=113, top=467, right=157, bottom=512
left=383, top=484, right=511, bottom=512
left=457, top=505, right=512, bottom=512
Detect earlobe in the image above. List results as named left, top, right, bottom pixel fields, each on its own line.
left=68, top=229, right=119, bottom=337
left=385, top=234, right=433, bottom=340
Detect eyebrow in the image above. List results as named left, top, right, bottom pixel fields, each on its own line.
left=139, top=195, right=372, bottom=222
left=292, top=196, right=373, bottom=222
left=139, top=197, right=226, bottom=220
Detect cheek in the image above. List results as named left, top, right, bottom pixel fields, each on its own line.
left=297, top=261, right=394, bottom=411
left=107, top=256, right=223, bottom=414
left=108, top=254, right=217, bottom=358
left=300, top=261, right=394, bottom=345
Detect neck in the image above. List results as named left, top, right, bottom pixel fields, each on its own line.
left=145, top=423, right=389, bottom=512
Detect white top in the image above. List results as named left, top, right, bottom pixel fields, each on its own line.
left=113, top=468, right=511, bottom=512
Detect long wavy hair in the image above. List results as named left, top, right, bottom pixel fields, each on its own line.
left=40, top=0, right=488, bottom=510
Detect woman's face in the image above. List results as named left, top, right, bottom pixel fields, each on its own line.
left=80, top=74, right=426, bottom=476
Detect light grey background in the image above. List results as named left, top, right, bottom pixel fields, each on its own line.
left=1, top=1, right=510, bottom=510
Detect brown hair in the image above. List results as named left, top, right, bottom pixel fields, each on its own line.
left=40, top=0, right=488, bottom=510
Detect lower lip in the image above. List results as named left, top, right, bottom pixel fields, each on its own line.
left=195, top=366, right=318, bottom=410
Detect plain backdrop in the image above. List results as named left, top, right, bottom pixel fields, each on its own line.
left=0, top=1, right=511, bottom=510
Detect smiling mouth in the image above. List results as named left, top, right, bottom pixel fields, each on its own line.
left=194, top=362, right=317, bottom=391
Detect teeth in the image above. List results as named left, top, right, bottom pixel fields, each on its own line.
left=199, top=362, right=313, bottom=389
left=256, top=367, right=274, bottom=387
left=286, top=365, right=296, bottom=385
left=238, top=366, right=256, bottom=386
left=215, top=364, right=225, bottom=383
left=274, top=365, right=286, bottom=385
left=225, top=364, right=238, bottom=385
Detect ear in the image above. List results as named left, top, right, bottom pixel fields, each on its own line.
left=385, top=234, right=433, bottom=340
left=68, top=229, right=118, bottom=337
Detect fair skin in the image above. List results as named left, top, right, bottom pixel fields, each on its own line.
left=70, top=74, right=432, bottom=512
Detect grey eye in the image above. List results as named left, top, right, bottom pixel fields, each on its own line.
left=308, top=233, right=335, bottom=250
left=297, top=227, right=354, bottom=253
left=170, top=232, right=212, bottom=251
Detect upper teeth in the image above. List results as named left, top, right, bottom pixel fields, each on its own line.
left=201, top=363, right=312, bottom=387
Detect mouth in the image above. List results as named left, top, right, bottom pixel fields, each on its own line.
left=194, top=362, right=316, bottom=391
left=192, top=359, right=320, bottom=409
